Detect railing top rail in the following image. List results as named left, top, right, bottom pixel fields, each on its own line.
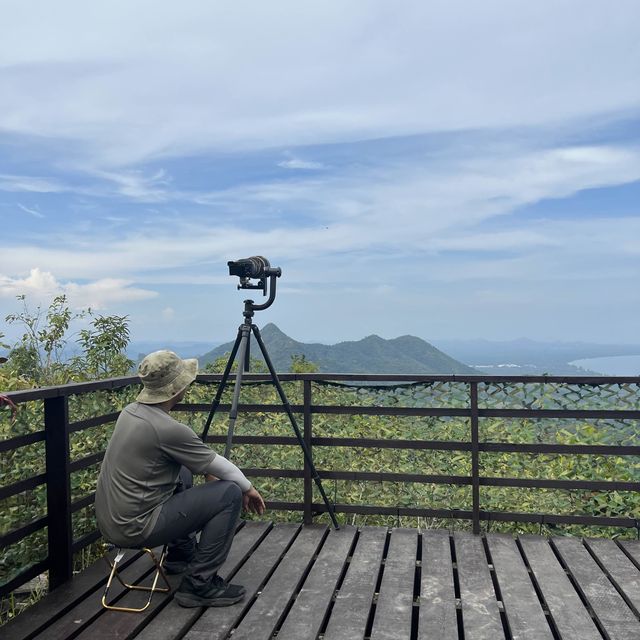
left=2, top=372, right=640, bottom=403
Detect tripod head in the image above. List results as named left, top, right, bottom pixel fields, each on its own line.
left=227, top=256, right=282, bottom=319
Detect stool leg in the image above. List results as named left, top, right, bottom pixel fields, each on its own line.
left=101, top=546, right=170, bottom=613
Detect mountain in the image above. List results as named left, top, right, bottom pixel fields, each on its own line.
left=199, top=324, right=476, bottom=374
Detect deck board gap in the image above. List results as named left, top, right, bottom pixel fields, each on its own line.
left=481, top=534, right=513, bottom=640
left=448, top=533, right=464, bottom=640
left=410, top=532, right=422, bottom=640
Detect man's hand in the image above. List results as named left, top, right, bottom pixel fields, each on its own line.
left=243, top=487, right=266, bottom=515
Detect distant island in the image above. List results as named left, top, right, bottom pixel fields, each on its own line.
left=199, top=324, right=476, bottom=374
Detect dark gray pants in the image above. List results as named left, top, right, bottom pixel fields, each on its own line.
left=141, top=468, right=242, bottom=591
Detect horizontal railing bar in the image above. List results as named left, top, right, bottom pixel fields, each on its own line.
left=68, top=412, right=120, bottom=433
left=0, top=559, right=50, bottom=599
left=0, top=473, right=47, bottom=501
left=72, top=529, right=102, bottom=553
left=69, top=451, right=104, bottom=472
left=2, top=376, right=140, bottom=403
left=71, top=493, right=96, bottom=513
left=480, top=442, right=640, bottom=455
left=196, top=373, right=640, bottom=384
left=0, top=515, right=48, bottom=550
left=0, top=430, right=45, bottom=453
left=480, top=476, right=640, bottom=491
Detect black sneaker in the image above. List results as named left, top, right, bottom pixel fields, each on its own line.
left=175, top=575, right=246, bottom=608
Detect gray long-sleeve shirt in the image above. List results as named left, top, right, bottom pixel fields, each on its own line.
left=95, top=402, right=248, bottom=546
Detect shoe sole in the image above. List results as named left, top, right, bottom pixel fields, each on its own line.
left=175, top=591, right=245, bottom=608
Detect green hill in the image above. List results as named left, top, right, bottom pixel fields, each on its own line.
left=199, top=324, right=476, bottom=374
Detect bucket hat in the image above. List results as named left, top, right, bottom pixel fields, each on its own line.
left=136, top=350, right=198, bottom=404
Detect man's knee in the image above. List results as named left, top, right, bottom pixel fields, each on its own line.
left=222, top=481, right=243, bottom=506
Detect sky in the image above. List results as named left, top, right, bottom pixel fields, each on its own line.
left=1, top=1, right=639, bottom=347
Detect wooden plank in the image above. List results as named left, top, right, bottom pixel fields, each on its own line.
left=487, top=534, right=552, bottom=640
left=276, top=525, right=357, bottom=640
left=370, top=528, right=418, bottom=640
left=33, top=547, right=164, bottom=640
left=323, top=527, right=387, bottom=640
left=584, top=538, right=640, bottom=617
left=227, top=524, right=328, bottom=640
left=183, top=523, right=300, bottom=640
left=134, top=521, right=272, bottom=640
left=1, top=548, right=142, bottom=640
left=73, top=521, right=263, bottom=640
left=619, top=540, right=640, bottom=569
left=518, top=535, right=601, bottom=640
left=552, top=536, right=640, bottom=640
left=454, top=531, right=504, bottom=640
left=418, top=530, right=457, bottom=640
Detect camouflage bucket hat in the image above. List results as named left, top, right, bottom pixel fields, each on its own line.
left=136, top=350, right=198, bottom=404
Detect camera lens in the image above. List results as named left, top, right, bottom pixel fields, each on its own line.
left=228, top=256, right=271, bottom=278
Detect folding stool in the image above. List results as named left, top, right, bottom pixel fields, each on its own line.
left=101, top=545, right=170, bottom=612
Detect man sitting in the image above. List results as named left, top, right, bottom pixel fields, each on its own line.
left=95, top=350, right=265, bottom=608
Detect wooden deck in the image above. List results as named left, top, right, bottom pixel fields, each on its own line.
left=3, top=521, right=640, bottom=640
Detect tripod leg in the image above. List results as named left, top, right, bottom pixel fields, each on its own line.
left=252, top=325, right=340, bottom=530
left=224, top=325, right=250, bottom=458
left=201, top=329, right=244, bottom=442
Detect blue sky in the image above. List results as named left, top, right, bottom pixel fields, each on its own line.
left=1, top=1, right=639, bottom=346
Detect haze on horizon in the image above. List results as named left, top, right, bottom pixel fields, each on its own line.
left=1, top=1, right=639, bottom=346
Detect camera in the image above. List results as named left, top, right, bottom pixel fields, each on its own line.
left=228, top=256, right=274, bottom=279
left=228, top=256, right=282, bottom=294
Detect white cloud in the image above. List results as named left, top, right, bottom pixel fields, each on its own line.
left=1, top=143, right=639, bottom=283
left=0, top=268, right=157, bottom=309
left=0, top=2, right=638, bottom=166
left=278, top=157, right=325, bottom=170
left=0, top=174, right=67, bottom=193
left=17, top=203, right=45, bottom=218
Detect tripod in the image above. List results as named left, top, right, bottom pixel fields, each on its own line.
left=201, top=270, right=340, bottom=530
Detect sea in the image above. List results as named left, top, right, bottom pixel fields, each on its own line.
left=570, top=355, right=640, bottom=376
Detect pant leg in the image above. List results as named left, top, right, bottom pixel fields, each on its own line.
left=167, top=466, right=196, bottom=560
left=142, top=479, right=243, bottom=590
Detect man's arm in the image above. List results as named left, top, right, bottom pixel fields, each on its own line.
left=205, top=454, right=266, bottom=514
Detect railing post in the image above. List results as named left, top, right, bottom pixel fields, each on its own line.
left=44, top=395, right=73, bottom=590
left=470, top=382, right=480, bottom=534
left=303, top=379, right=313, bottom=525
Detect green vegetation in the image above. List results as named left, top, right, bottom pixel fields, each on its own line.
left=1, top=294, right=639, bottom=624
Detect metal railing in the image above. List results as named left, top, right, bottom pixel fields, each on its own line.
left=1, top=373, right=639, bottom=597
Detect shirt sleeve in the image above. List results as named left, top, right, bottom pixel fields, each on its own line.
left=157, top=420, right=217, bottom=474
left=204, top=454, right=252, bottom=492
